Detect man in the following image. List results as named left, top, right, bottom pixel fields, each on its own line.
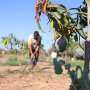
left=28, top=31, right=41, bottom=69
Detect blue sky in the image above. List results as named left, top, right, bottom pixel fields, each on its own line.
left=0, top=0, right=83, bottom=51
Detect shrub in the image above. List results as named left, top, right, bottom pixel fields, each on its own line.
left=5, top=57, right=20, bottom=66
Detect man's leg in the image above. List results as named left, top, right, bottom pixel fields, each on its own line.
left=35, top=50, right=39, bottom=62
left=30, top=48, right=37, bottom=69
left=29, top=47, right=39, bottom=69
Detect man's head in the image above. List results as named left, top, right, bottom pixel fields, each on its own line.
left=34, top=31, right=39, bottom=40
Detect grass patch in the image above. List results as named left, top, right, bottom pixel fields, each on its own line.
left=5, top=57, right=20, bottom=66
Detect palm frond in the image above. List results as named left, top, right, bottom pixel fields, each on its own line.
left=35, top=19, right=45, bottom=33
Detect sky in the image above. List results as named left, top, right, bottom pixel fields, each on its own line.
left=0, top=0, right=83, bottom=51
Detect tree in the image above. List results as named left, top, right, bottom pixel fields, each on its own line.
left=35, top=0, right=87, bottom=52
left=1, top=36, right=11, bottom=49
left=83, top=1, right=90, bottom=89
left=1, top=33, right=17, bottom=50
left=35, top=0, right=90, bottom=89
left=85, top=0, right=90, bottom=61
left=8, top=33, right=16, bottom=49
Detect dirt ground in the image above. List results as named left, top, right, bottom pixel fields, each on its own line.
left=0, top=62, right=71, bottom=90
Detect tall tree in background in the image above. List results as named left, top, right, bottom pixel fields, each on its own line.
left=1, top=36, right=11, bottom=49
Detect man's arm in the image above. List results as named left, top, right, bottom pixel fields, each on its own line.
left=34, top=36, right=41, bottom=55
left=28, top=39, right=33, bottom=55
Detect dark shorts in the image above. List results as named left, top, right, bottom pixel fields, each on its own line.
left=28, top=46, right=39, bottom=58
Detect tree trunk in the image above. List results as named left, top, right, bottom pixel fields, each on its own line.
left=10, top=42, right=13, bottom=50
left=87, top=0, right=90, bottom=41
left=83, top=1, right=90, bottom=89
left=85, top=0, right=90, bottom=65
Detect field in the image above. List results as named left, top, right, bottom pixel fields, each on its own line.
left=0, top=54, right=72, bottom=90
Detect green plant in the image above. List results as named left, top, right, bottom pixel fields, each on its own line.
left=68, top=60, right=84, bottom=69
left=5, top=57, right=20, bottom=66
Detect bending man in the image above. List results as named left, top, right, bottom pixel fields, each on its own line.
left=28, top=31, right=41, bottom=69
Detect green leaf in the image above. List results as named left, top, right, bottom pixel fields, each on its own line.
left=35, top=19, right=45, bottom=33
left=74, top=33, right=78, bottom=41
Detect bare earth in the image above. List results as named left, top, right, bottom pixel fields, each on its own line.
left=0, top=62, right=71, bottom=90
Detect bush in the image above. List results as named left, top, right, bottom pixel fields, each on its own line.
left=5, top=57, right=20, bottom=66
left=69, top=60, right=84, bottom=69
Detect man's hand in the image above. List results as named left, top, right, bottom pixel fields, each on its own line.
left=31, top=54, right=34, bottom=59
left=34, top=46, right=39, bottom=55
